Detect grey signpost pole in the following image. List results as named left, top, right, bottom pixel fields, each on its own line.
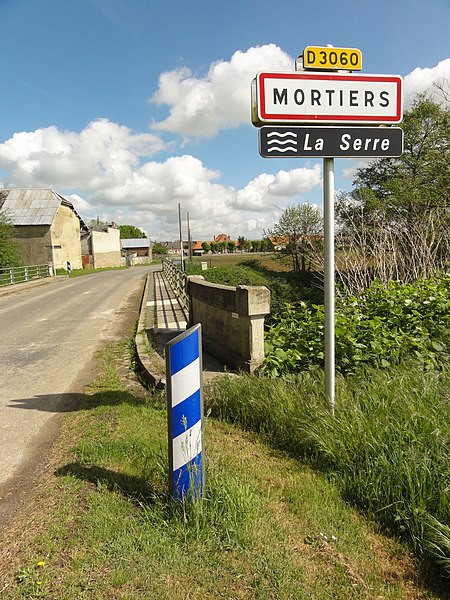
left=323, top=157, right=335, bottom=415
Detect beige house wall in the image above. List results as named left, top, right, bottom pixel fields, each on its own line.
left=50, top=204, right=82, bottom=269
left=91, top=227, right=121, bottom=268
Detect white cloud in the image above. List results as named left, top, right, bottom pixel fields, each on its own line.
left=0, top=119, right=167, bottom=191
left=0, top=119, right=320, bottom=240
left=340, top=59, right=450, bottom=183
left=404, top=58, right=450, bottom=107
left=151, top=44, right=293, bottom=138
left=2, top=52, right=450, bottom=240
left=341, top=159, right=372, bottom=180
left=68, top=193, right=91, bottom=215
left=234, top=165, right=321, bottom=211
left=151, top=47, right=450, bottom=140
left=89, top=156, right=320, bottom=238
left=268, top=166, right=322, bottom=197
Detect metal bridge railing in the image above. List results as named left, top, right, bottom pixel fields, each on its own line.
left=162, top=259, right=189, bottom=315
left=0, top=264, right=52, bottom=288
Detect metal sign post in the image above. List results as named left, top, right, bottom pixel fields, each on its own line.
left=323, top=158, right=335, bottom=415
left=166, top=323, right=204, bottom=500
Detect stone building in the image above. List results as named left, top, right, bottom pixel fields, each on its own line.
left=120, top=238, right=152, bottom=265
left=0, top=188, right=88, bottom=270
left=82, top=223, right=122, bottom=269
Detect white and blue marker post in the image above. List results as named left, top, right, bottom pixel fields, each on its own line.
left=166, top=323, right=204, bottom=500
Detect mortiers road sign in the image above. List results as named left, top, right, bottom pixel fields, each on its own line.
left=253, top=71, right=403, bottom=126
left=259, top=126, right=403, bottom=158
left=251, top=49, right=404, bottom=417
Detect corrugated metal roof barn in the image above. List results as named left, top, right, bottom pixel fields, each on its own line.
left=0, top=188, right=87, bottom=229
left=120, top=238, right=151, bottom=249
left=0, top=188, right=87, bottom=269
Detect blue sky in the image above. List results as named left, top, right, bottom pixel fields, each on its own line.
left=0, top=0, right=449, bottom=240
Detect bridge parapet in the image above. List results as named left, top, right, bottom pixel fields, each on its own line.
left=187, top=276, right=270, bottom=373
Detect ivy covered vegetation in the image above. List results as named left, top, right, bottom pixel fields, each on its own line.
left=200, top=263, right=450, bottom=581
left=264, top=274, right=450, bottom=376
left=191, top=260, right=449, bottom=376
left=0, top=211, right=20, bottom=268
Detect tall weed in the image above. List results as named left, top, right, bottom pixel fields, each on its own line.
left=206, top=364, right=450, bottom=578
left=123, top=443, right=260, bottom=551
left=186, top=260, right=324, bottom=319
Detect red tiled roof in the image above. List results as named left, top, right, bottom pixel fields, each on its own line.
left=214, top=233, right=230, bottom=243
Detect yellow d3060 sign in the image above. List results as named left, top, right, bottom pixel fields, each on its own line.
left=303, top=46, right=362, bottom=71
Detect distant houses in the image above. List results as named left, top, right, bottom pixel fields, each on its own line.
left=181, top=233, right=239, bottom=256
left=120, top=238, right=152, bottom=265
left=156, top=234, right=271, bottom=257
left=83, top=222, right=122, bottom=269
left=0, top=188, right=263, bottom=270
left=268, top=235, right=289, bottom=251
left=0, top=187, right=159, bottom=270
left=192, top=241, right=205, bottom=255
left=213, top=233, right=231, bottom=245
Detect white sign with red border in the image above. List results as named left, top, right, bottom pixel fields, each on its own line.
left=255, top=71, right=403, bottom=125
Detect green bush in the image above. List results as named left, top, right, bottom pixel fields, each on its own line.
left=188, top=264, right=270, bottom=288
left=186, top=260, right=324, bottom=321
left=0, top=212, right=21, bottom=268
left=264, top=274, right=450, bottom=376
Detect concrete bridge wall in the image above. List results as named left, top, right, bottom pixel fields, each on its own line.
left=187, top=276, right=270, bottom=373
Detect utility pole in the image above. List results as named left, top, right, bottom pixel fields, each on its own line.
left=187, top=211, right=192, bottom=262
left=178, top=202, right=184, bottom=272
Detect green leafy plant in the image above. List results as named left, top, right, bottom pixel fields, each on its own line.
left=264, top=274, right=450, bottom=376
left=15, top=560, right=47, bottom=597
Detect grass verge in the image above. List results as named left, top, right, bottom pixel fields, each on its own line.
left=0, top=340, right=443, bottom=599
left=207, top=363, right=450, bottom=591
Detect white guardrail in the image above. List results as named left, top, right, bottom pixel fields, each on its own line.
left=0, top=264, right=52, bottom=288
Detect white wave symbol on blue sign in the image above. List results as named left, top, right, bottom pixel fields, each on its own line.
left=267, top=131, right=297, bottom=152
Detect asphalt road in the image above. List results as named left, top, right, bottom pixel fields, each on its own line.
left=0, top=267, right=156, bottom=515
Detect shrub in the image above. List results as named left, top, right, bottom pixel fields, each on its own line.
left=264, top=274, right=450, bottom=376
left=186, top=260, right=324, bottom=322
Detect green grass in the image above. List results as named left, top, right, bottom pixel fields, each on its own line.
left=206, top=362, right=450, bottom=587
left=189, top=252, right=280, bottom=269
left=180, top=259, right=450, bottom=586
left=186, top=257, right=324, bottom=316
left=0, top=340, right=438, bottom=599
